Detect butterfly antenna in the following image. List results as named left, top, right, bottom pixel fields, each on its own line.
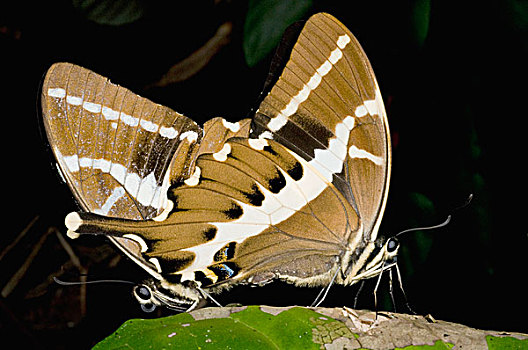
left=387, top=204, right=462, bottom=314
left=386, top=206, right=463, bottom=313
left=394, top=215, right=451, bottom=238
left=53, top=276, right=135, bottom=286
left=394, top=193, right=472, bottom=239
left=456, top=193, right=473, bottom=211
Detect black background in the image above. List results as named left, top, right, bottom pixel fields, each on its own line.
left=1, top=1, right=526, bottom=348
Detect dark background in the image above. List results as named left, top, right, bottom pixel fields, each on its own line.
left=1, top=0, right=526, bottom=348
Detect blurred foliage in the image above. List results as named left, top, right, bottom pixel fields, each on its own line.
left=507, top=0, right=528, bottom=30
left=243, top=0, right=312, bottom=66
left=409, top=193, right=435, bottom=261
left=411, top=0, right=431, bottom=47
left=409, top=192, right=435, bottom=215
left=72, top=0, right=146, bottom=26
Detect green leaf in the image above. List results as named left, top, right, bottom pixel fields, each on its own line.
left=411, top=0, right=431, bottom=47
left=487, top=335, right=528, bottom=349
left=243, top=0, right=313, bottom=67
left=396, top=340, right=454, bottom=349
left=72, top=0, right=146, bottom=26
left=93, top=306, right=349, bottom=349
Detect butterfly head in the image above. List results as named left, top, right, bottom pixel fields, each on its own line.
left=343, top=235, right=400, bottom=285
left=380, top=236, right=400, bottom=265
left=132, top=278, right=205, bottom=313
left=367, top=235, right=400, bottom=275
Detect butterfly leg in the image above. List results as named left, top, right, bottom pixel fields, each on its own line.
left=353, top=280, right=365, bottom=308
left=197, top=287, right=223, bottom=308
left=310, top=268, right=340, bottom=307
left=372, top=260, right=389, bottom=320
left=311, top=286, right=327, bottom=307
left=394, top=264, right=416, bottom=314
left=388, top=268, right=397, bottom=312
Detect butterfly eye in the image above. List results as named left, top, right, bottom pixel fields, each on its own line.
left=141, top=303, right=157, bottom=313
left=134, top=285, right=157, bottom=312
left=134, top=285, right=152, bottom=301
left=387, top=238, right=399, bottom=253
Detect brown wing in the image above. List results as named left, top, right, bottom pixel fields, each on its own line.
left=66, top=137, right=358, bottom=287
left=62, top=12, right=390, bottom=291
left=42, top=62, right=202, bottom=254
left=193, top=117, right=251, bottom=158
left=252, top=13, right=390, bottom=243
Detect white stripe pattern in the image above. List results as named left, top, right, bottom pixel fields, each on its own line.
left=354, top=89, right=384, bottom=119
left=48, top=87, right=66, bottom=98
left=55, top=148, right=169, bottom=213
left=179, top=141, right=329, bottom=282
left=221, top=119, right=241, bottom=132
left=348, top=89, right=385, bottom=165
left=184, top=166, right=201, bottom=186
left=93, top=187, right=126, bottom=216
left=179, top=130, right=199, bottom=143
left=347, top=145, right=383, bottom=165
left=47, top=87, right=180, bottom=139
left=308, top=116, right=355, bottom=182
left=66, top=95, right=83, bottom=105
left=307, top=95, right=384, bottom=182
left=266, top=34, right=351, bottom=132
left=213, top=144, right=231, bottom=162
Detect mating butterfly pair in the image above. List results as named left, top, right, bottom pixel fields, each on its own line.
left=42, top=13, right=397, bottom=312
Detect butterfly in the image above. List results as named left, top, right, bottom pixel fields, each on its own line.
left=42, top=12, right=397, bottom=313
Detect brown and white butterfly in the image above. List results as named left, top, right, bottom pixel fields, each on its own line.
left=42, top=13, right=397, bottom=312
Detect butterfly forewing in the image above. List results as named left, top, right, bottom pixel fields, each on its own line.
left=42, top=62, right=203, bottom=256
left=252, top=13, right=390, bottom=243
left=43, top=63, right=202, bottom=219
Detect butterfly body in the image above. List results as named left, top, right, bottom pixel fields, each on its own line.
left=44, top=13, right=396, bottom=312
